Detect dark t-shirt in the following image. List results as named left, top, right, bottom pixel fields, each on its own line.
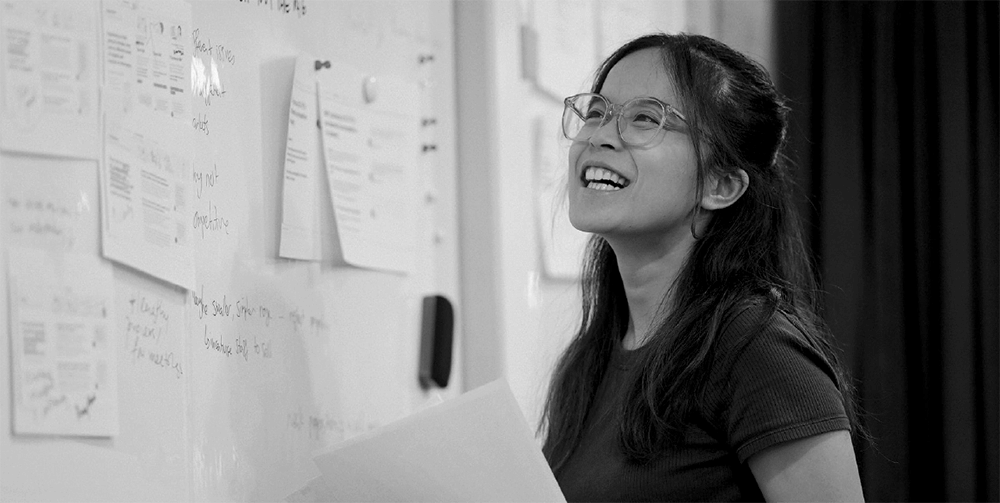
left=554, top=308, right=851, bottom=502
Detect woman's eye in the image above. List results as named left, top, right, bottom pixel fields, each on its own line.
left=584, top=109, right=604, bottom=120
left=631, top=113, right=662, bottom=126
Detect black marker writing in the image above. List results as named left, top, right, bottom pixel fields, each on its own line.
left=235, top=296, right=273, bottom=326
left=200, top=81, right=226, bottom=106
left=287, top=409, right=378, bottom=440
left=193, top=285, right=209, bottom=319
left=193, top=199, right=230, bottom=238
left=235, top=335, right=250, bottom=361
left=75, top=393, right=96, bottom=418
left=237, top=0, right=307, bottom=18
left=203, top=325, right=232, bottom=357
left=192, top=163, right=220, bottom=199
left=192, top=113, right=210, bottom=135
left=192, top=28, right=237, bottom=66
left=146, top=349, right=183, bottom=378
left=125, top=315, right=162, bottom=343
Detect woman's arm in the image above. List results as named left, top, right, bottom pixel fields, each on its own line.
left=748, top=429, right=864, bottom=502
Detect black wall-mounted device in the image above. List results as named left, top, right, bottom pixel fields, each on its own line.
left=419, top=295, right=454, bottom=389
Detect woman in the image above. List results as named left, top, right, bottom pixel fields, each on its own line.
left=541, top=33, right=865, bottom=501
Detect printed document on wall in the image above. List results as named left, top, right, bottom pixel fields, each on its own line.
left=8, top=247, right=119, bottom=436
left=279, top=54, right=326, bottom=261
left=100, top=0, right=194, bottom=290
left=0, top=0, right=100, bottom=158
left=102, top=0, right=191, bottom=120
left=317, top=61, right=419, bottom=274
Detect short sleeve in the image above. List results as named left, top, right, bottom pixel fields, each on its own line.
left=707, top=307, right=851, bottom=464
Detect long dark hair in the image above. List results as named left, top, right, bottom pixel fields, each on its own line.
left=540, top=33, right=861, bottom=469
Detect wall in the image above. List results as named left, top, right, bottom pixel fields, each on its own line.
left=0, top=1, right=461, bottom=501
left=0, top=0, right=779, bottom=499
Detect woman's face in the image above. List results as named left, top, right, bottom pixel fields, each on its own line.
left=566, top=48, right=701, bottom=246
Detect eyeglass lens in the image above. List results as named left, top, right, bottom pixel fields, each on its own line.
left=562, top=94, right=684, bottom=147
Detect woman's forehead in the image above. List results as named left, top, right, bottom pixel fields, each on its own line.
left=601, top=48, right=680, bottom=105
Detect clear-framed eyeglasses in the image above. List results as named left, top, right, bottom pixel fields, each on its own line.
left=561, top=93, right=688, bottom=148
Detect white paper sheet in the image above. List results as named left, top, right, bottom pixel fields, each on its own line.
left=0, top=0, right=100, bottom=158
left=317, top=61, right=419, bottom=274
left=311, top=379, right=566, bottom=502
left=99, top=0, right=194, bottom=290
left=102, top=0, right=191, bottom=120
left=278, top=54, right=325, bottom=261
left=285, top=476, right=333, bottom=502
left=8, top=247, right=119, bottom=437
left=1, top=156, right=100, bottom=253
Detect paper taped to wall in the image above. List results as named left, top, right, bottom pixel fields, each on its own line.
left=8, top=247, right=119, bottom=437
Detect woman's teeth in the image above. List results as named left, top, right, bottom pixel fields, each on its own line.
left=583, top=166, right=630, bottom=191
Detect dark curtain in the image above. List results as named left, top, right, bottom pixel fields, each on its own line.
left=775, top=1, right=998, bottom=501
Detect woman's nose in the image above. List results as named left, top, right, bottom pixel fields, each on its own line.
left=588, top=114, right=623, bottom=150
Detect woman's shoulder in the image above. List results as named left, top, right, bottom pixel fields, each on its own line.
left=712, top=297, right=828, bottom=373
left=703, top=297, right=851, bottom=461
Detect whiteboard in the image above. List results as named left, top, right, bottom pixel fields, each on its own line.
left=0, top=0, right=461, bottom=501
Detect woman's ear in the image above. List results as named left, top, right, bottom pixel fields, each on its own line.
left=700, top=169, right=749, bottom=210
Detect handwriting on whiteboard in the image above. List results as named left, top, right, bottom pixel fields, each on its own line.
left=191, top=163, right=230, bottom=238
left=192, top=29, right=237, bottom=67
left=287, top=408, right=379, bottom=441
left=124, top=291, right=183, bottom=379
left=237, top=0, right=307, bottom=18
left=192, top=283, right=327, bottom=364
left=192, top=285, right=326, bottom=333
left=202, top=325, right=272, bottom=362
left=192, top=113, right=210, bottom=136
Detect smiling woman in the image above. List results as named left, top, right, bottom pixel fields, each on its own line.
left=565, top=47, right=703, bottom=249
left=540, top=33, right=866, bottom=502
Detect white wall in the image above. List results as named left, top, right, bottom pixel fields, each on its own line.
left=1, top=2, right=462, bottom=501
left=456, top=0, right=776, bottom=433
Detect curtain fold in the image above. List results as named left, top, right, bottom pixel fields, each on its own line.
left=775, top=2, right=998, bottom=501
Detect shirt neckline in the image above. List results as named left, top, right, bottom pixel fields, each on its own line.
left=612, top=339, right=647, bottom=370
